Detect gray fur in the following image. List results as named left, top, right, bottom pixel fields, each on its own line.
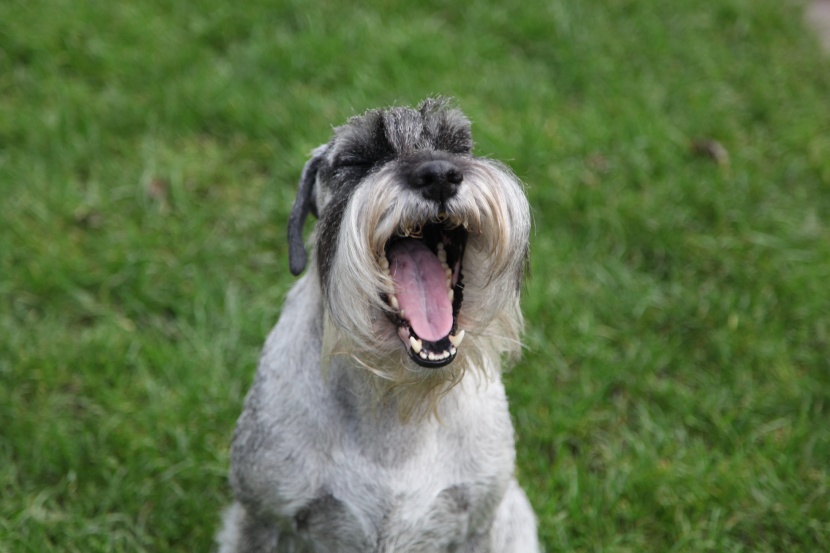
left=217, top=99, right=540, bottom=552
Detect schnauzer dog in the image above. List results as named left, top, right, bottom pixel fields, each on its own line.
left=217, top=98, right=540, bottom=552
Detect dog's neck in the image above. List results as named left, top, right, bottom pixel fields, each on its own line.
left=324, top=348, right=458, bottom=424
left=323, top=352, right=488, bottom=468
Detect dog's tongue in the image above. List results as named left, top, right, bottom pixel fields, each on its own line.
left=388, top=239, right=453, bottom=342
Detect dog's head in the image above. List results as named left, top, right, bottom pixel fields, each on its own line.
left=288, top=98, right=529, bottom=375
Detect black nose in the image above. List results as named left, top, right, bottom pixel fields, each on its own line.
left=408, top=159, right=463, bottom=202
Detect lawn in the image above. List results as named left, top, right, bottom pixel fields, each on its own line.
left=1, top=0, right=829, bottom=551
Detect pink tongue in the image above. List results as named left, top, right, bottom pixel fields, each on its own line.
left=388, top=239, right=453, bottom=342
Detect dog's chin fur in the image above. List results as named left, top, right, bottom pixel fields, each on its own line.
left=319, top=292, right=524, bottom=422
left=314, top=159, right=529, bottom=420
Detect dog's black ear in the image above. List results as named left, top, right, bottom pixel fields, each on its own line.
left=288, top=144, right=328, bottom=276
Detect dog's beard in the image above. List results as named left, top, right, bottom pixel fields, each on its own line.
left=318, top=159, right=529, bottom=414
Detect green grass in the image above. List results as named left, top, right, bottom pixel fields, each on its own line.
left=2, top=0, right=829, bottom=551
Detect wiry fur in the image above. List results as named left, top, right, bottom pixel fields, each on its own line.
left=320, top=157, right=529, bottom=417
left=218, top=99, right=540, bottom=552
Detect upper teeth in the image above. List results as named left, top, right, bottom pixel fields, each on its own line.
left=436, top=243, right=447, bottom=263
left=435, top=244, right=453, bottom=290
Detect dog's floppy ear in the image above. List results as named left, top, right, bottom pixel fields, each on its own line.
left=288, top=144, right=328, bottom=276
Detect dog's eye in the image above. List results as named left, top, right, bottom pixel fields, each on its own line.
left=336, top=157, right=372, bottom=169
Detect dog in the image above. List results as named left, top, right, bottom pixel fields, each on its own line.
left=217, top=98, right=540, bottom=552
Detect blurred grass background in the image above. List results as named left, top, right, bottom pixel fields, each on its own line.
left=2, top=0, right=829, bottom=551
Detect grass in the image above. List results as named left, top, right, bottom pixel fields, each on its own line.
left=1, top=0, right=829, bottom=551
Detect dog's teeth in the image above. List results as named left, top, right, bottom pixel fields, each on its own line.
left=449, top=330, right=465, bottom=348
left=428, top=352, right=436, bottom=361
left=399, top=309, right=405, bottom=318
left=390, top=295, right=399, bottom=310
left=419, top=350, right=428, bottom=359
left=447, top=289, right=454, bottom=302
left=380, top=256, right=389, bottom=270
left=450, top=346, right=457, bottom=356
left=409, top=336, right=422, bottom=354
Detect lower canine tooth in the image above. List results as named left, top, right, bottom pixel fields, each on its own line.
left=447, top=289, right=454, bottom=302
left=448, top=330, right=465, bottom=347
left=390, top=295, right=399, bottom=309
left=409, top=336, right=422, bottom=354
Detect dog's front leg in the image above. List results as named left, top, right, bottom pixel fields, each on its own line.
left=486, top=480, right=541, bottom=553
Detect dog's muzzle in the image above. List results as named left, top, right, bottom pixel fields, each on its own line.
left=377, top=160, right=469, bottom=368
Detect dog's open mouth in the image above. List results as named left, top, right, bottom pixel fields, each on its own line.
left=381, top=220, right=467, bottom=368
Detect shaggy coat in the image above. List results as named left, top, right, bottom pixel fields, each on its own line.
left=217, top=99, right=540, bottom=552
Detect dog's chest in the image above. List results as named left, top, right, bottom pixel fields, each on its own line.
left=294, top=480, right=480, bottom=552
left=288, top=383, right=515, bottom=551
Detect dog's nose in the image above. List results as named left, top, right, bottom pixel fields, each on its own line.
left=408, top=159, right=463, bottom=202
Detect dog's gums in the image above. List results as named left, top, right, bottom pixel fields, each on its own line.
left=382, top=221, right=466, bottom=368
